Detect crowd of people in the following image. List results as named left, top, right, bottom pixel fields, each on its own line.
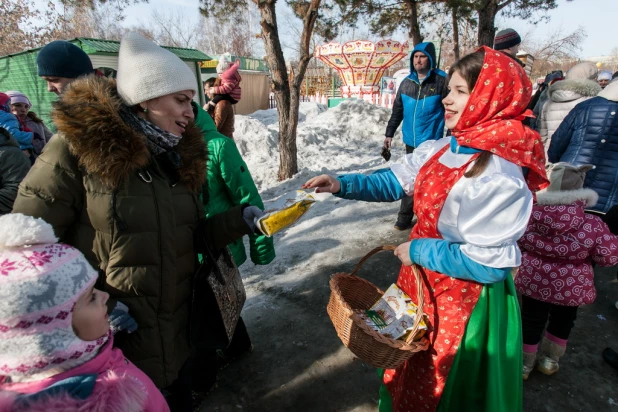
left=0, top=26, right=617, bottom=412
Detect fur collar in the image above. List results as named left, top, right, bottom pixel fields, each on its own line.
left=536, top=188, right=598, bottom=207
left=0, top=371, right=147, bottom=412
left=548, top=78, right=601, bottom=101
left=52, top=76, right=206, bottom=192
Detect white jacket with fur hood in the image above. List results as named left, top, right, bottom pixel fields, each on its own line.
left=539, top=62, right=601, bottom=152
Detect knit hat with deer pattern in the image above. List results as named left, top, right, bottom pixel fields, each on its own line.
left=0, top=214, right=109, bottom=382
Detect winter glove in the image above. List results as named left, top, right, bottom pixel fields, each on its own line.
left=109, top=301, right=138, bottom=335
left=242, top=205, right=264, bottom=233
left=381, top=146, right=391, bottom=162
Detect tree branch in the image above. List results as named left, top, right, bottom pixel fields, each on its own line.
left=497, top=0, right=516, bottom=11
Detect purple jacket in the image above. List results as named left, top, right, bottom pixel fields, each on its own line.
left=515, top=189, right=618, bottom=306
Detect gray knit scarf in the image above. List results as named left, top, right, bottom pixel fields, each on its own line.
left=118, top=105, right=181, bottom=156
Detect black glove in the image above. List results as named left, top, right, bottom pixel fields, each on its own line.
left=381, top=146, right=391, bottom=162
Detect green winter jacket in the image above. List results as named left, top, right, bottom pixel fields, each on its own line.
left=193, top=104, right=275, bottom=266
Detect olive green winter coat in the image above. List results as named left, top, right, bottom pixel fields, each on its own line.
left=12, top=76, right=251, bottom=388
left=193, top=104, right=275, bottom=266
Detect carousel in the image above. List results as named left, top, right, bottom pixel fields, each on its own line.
left=314, top=39, right=410, bottom=100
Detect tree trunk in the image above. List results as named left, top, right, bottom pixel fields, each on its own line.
left=277, top=88, right=300, bottom=181
left=256, top=1, right=297, bottom=180
left=256, top=0, right=319, bottom=180
left=477, top=0, right=498, bottom=47
left=406, top=0, right=423, bottom=46
left=451, top=6, right=460, bottom=59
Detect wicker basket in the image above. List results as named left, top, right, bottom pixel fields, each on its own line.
left=327, top=245, right=429, bottom=369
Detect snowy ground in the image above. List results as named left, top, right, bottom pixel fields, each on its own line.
left=234, top=99, right=407, bottom=314
left=201, top=100, right=411, bottom=411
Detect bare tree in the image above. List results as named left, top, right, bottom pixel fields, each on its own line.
left=136, top=7, right=261, bottom=56
left=0, top=0, right=63, bottom=55
left=146, top=10, right=204, bottom=48
left=0, top=0, right=141, bottom=56
left=201, top=0, right=336, bottom=180
left=522, top=26, right=587, bottom=78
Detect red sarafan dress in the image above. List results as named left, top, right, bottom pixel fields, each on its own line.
left=381, top=46, right=549, bottom=412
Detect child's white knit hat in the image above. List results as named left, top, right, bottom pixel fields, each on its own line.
left=0, top=214, right=108, bottom=382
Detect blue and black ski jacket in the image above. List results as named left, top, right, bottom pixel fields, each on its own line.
left=385, top=42, right=448, bottom=148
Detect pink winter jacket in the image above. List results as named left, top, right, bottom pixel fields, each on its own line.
left=515, top=189, right=618, bottom=306
left=213, top=60, right=241, bottom=101
left=0, top=337, right=169, bottom=412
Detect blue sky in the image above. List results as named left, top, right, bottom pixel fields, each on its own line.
left=121, top=0, right=614, bottom=59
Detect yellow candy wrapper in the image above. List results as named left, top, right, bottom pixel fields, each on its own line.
left=360, top=284, right=427, bottom=341
left=256, top=190, right=316, bottom=237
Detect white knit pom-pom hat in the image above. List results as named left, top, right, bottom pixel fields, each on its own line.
left=116, top=32, right=197, bottom=106
left=0, top=214, right=108, bottom=382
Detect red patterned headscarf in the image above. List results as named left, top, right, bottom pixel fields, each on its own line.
left=452, top=46, right=549, bottom=192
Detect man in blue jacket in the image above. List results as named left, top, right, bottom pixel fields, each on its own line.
left=383, top=42, right=447, bottom=230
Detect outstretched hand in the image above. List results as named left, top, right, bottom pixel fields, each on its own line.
left=301, top=174, right=341, bottom=194
left=394, top=241, right=412, bottom=266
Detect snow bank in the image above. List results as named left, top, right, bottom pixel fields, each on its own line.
left=234, top=98, right=407, bottom=304
left=235, top=99, right=403, bottom=191
left=247, top=102, right=326, bottom=126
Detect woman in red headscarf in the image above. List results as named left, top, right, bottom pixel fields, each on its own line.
left=303, top=47, right=548, bottom=411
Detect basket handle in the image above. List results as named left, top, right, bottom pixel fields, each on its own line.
left=350, top=244, right=427, bottom=347
left=350, top=245, right=397, bottom=276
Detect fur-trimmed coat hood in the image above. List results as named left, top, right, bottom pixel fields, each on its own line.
left=535, top=188, right=598, bottom=207
left=547, top=78, right=601, bottom=103
left=52, top=75, right=206, bottom=192
left=531, top=188, right=598, bottom=236
left=539, top=79, right=601, bottom=149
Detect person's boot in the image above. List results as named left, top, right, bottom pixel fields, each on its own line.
left=523, top=350, right=537, bottom=380
left=602, top=347, right=618, bottom=371
left=394, top=218, right=413, bottom=231
left=537, top=336, right=566, bottom=376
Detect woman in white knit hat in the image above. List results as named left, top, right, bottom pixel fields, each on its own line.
left=12, top=32, right=263, bottom=411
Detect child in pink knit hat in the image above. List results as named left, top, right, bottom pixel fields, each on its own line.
left=0, top=214, right=169, bottom=412
left=207, top=54, right=242, bottom=109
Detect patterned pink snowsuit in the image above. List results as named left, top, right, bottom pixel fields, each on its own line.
left=515, top=196, right=618, bottom=306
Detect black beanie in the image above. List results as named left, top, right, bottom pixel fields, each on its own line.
left=493, top=29, right=521, bottom=51
left=36, top=41, right=94, bottom=79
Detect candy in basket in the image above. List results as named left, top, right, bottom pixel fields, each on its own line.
left=358, top=284, right=427, bottom=341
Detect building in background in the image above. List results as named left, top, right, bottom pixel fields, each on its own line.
left=0, top=38, right=209, bottom=129
left=201, top=55, right=270, bottom=115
